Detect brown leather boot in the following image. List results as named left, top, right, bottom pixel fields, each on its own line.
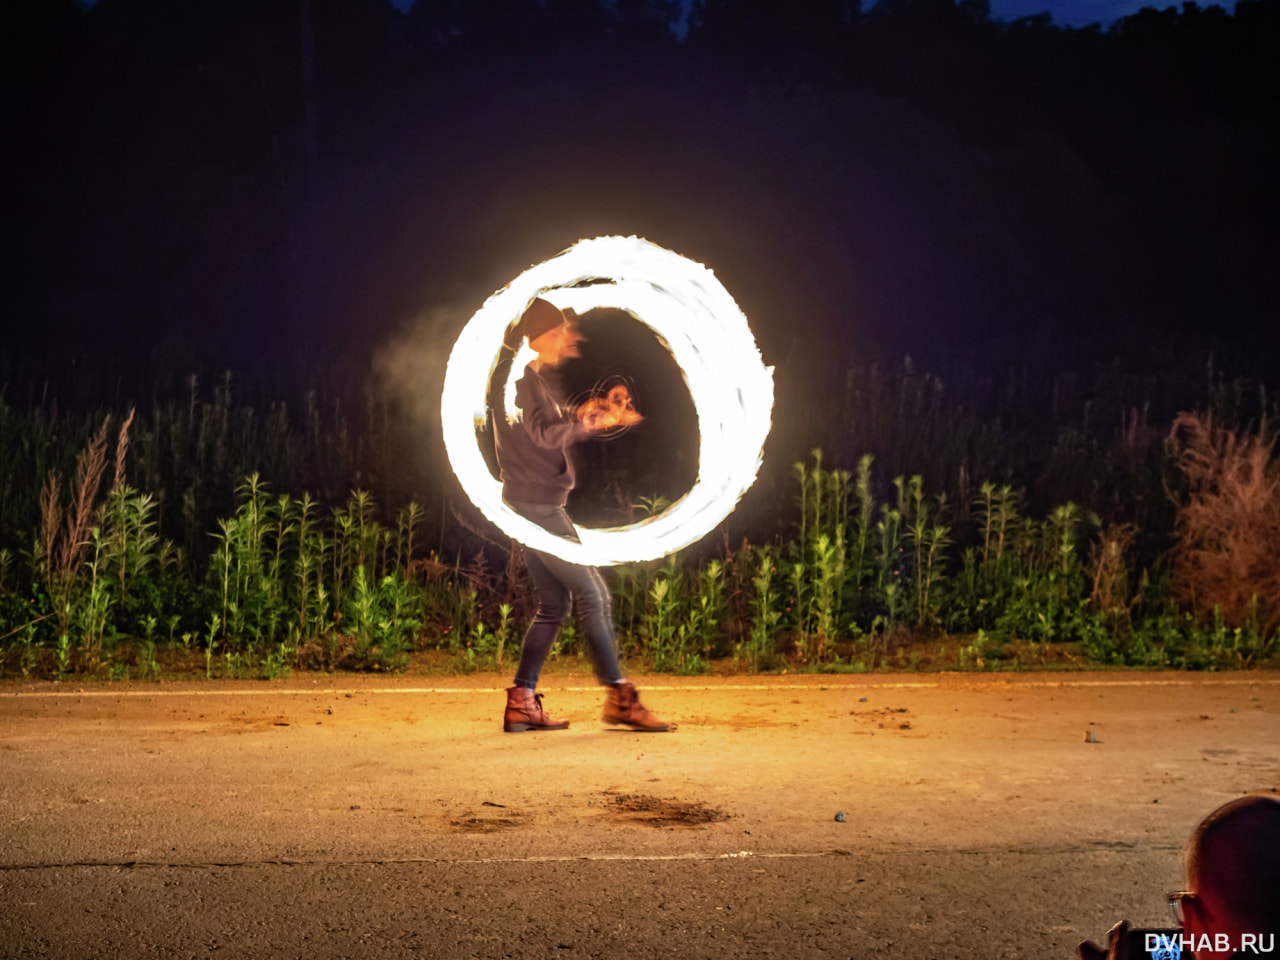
left=503, top=686, right=570, bottom=732
left=602, top=680, right=673, bottom=732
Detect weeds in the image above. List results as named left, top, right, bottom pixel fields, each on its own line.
left=741, top=544, right=781, bottom=670
left=344, top=566, right=420, bottom=672
left=1169, top=411, right=1280, bottom=636
left=2, top=358, right=1278, bottom=677
left=135, top=639, right=160, bottom=680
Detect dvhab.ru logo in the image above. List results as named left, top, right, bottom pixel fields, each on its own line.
left=1147, top=933, right=1277, bottom=957
left=1144, top=934, right=1182, bottom=960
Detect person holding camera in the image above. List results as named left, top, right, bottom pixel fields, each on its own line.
left=1079, top=794, right=1280, bottom=960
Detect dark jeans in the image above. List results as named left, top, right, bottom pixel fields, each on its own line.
left=506, top=500, right=623, bottom=690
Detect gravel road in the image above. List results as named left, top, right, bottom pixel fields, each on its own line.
left=2, top=672, right=1277, bottom=959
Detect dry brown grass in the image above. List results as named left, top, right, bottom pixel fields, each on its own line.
left=1088, top=522, right=1137, bottom=617
left=38, top=418, right=112, bottom=585
left=58, top=418, right=110, bottom=576
left=38, top=469, right=63, bottom=578
left=112, top=407, right=135, bottom=491
left=1169, top=411, right=1280, bottom=634
left=36, top=417, right=112, bottom=639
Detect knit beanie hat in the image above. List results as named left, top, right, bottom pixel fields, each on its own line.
left=504, top=297, right=565, bottom=349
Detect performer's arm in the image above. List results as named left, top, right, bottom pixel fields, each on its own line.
left=577, top=384, right=644, bottom=432
left=518, top=377, right=589, bottom=450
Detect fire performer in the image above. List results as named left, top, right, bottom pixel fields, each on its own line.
left=492, top=297, right=673, bottom=733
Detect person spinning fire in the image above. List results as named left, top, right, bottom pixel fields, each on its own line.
left=492, top=297, right=673, bottom=733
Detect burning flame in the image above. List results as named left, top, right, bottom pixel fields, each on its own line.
left=441, top=235, right=774, bottom=565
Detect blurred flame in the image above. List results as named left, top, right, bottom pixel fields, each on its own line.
left=441, top=235, right=774, bottom=565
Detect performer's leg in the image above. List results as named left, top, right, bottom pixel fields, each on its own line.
left=568, top=564, right=625, bottom=685
left=505, top=546, right=572, bottom=731
left=520, top=540, right=669, bottom=729
left=513, top=546, right=570, bottom=690
left=506, top=502, right=623, bottom=686
left=504, top=501, right=669, bottom=731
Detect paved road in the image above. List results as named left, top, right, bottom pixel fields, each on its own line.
left=2, top=672, right=1278, bottom=958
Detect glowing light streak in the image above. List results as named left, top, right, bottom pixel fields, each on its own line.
left=440, top=235, right=774, bottom=565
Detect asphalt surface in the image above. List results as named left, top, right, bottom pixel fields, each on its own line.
left=2, top=672, right=1278, bottom=959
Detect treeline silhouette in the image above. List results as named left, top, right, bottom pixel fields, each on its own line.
left=5, top=0, right=1278, bottom=387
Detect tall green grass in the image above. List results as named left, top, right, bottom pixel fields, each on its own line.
left=2, top=355, right=1277, bottom=677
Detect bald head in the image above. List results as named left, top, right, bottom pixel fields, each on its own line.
left=1187, top=795, right=1280, bottom=932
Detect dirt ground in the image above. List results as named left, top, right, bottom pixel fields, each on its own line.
left=2, top=671, right=1278, bottom=959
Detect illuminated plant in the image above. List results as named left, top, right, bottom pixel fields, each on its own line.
left=678, top=558, right=726, bottom=669
left=135, top=638, right=159, bottom=680
left=876, top=499, right=903, bottom=634
left=395, top=502, right=424, bottom=577
left=787, top=450, right=852, bottom=661
left=743, top=544, right=781, bottom=671
left=806, top=534, right=839, bottom=660
left=204, top=613, right=220, bottom=680
left=642, top=562, right=681, bottom=671
left=344, top=565, right=420, bottom=672
left=848, top=454, right=876, bottom=617
left=77, top=529, right=112, bottom=670
left=295, top=493, right=321, bottom=638
left=495, top=602, right=512, bottom=671
left=902, top=477, right=952, bottom=627
left=609, top=496, right=671, bottom=650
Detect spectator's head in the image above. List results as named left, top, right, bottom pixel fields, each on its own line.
left=1181, top=795, right=1280, bottom=957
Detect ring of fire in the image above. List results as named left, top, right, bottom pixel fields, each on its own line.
left=440, top=235, right=774, bottom=565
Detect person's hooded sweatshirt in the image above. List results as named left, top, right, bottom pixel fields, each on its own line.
left=493, top=363, right=589, bottom=506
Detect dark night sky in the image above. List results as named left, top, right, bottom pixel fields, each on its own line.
left=7, top=0, right=1279, bottom=402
